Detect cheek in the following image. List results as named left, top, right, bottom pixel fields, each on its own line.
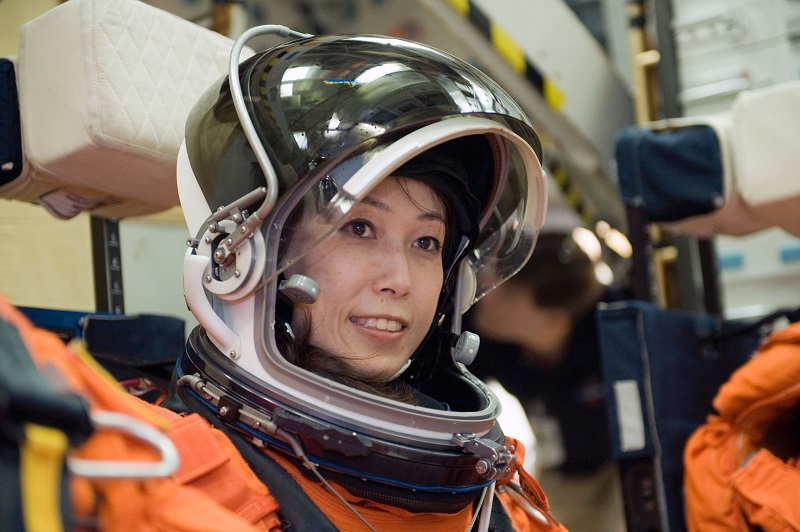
left=415, top=268, right=443, bottom=316
left=296, top=242, right=353, bottom=284
left=289, top=249, right=344, bottom=329
left=296, top=248, right=366, bottom=315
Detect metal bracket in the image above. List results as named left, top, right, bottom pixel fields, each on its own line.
left=177, top=373, right=278, bottom=437
left=90, top=216, right=124, bottom=314
left=452, top=432, right=516, bottom=481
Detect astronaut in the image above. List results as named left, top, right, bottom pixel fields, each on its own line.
left=164, top=26, right=561, bottom=531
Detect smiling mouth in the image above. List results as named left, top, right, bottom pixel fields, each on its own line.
left=351, top=317, right=403, bottom=332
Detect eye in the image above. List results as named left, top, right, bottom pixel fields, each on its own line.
left=344, top=218, right=373, bottom=238
left=415, top=236, right=442, bottom=253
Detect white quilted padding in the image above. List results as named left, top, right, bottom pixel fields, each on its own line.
left=732, top=81, right=800, bottom=237
left=12, top=0, right=251, bottom=219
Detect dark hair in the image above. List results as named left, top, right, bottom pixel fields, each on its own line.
left=511, top=232, right=603, bottom=318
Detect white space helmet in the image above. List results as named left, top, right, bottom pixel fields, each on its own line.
left=175, top=27, right=546, bottom=511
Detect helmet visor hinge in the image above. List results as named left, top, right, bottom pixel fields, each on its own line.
left=200, top=186, right=267, bottom=265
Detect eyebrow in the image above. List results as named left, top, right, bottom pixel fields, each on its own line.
left=362, top=195, right=446, bottom=224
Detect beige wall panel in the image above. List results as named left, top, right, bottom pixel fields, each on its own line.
left=1, top=0, right=95, bottom=311
left=0, top=0, right=58, bottom=56
left=0, top=202, right=94, bottom=311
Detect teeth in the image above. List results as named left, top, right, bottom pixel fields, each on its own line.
left=360, top=318, right=402, bottom=331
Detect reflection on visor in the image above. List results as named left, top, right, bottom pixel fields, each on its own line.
left=271, top=185, right=357, bottom=284
left=469, top=140, right=540, bottom=302
left=263, top=128, right=541, bottom=308
left=317, top=175, right=339, bottom=211
left=470, top=206, right=535, bottom=302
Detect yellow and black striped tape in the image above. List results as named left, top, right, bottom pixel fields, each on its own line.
left=447, top=0, right=565, bottom=111
left=551, top=162, right=595, bottom=227
left=445, top=1, right=598, bottom=225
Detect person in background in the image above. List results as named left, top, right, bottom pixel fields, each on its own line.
left=466, top=231, right=626, bottom=532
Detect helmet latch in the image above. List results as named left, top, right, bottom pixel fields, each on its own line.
left=452, top=432, right=516, bottom=481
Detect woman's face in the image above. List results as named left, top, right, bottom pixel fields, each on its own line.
left=289, top=176, right=447, bottom=381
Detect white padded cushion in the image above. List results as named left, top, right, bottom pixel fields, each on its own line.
left=12, top=0, right=251, bottom=219
left=732, top=81, right=800, bottom=237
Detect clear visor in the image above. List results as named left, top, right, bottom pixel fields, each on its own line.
left=470, top=146, right=542, bottom=301
left=262, top=120, right=546, bottom=309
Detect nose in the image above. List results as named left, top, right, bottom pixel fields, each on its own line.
left=372, top=243, right=412, bottom=297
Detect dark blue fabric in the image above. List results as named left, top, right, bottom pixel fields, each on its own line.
left=18, top=307, right=185, bottom=389
left=17, top=307, right=102, bottom=343
left=0, top=58, right=22, bottom=185
left=614, top=124, right=723, bottom=222
left=597, top=300, right=760, bottom=532
left=17, top=307, right=184, bottom=366
left=81, top=314, right=185, bottom=366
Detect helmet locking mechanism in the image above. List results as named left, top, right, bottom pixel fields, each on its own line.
left=452, top=432, right=516, bottom=481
